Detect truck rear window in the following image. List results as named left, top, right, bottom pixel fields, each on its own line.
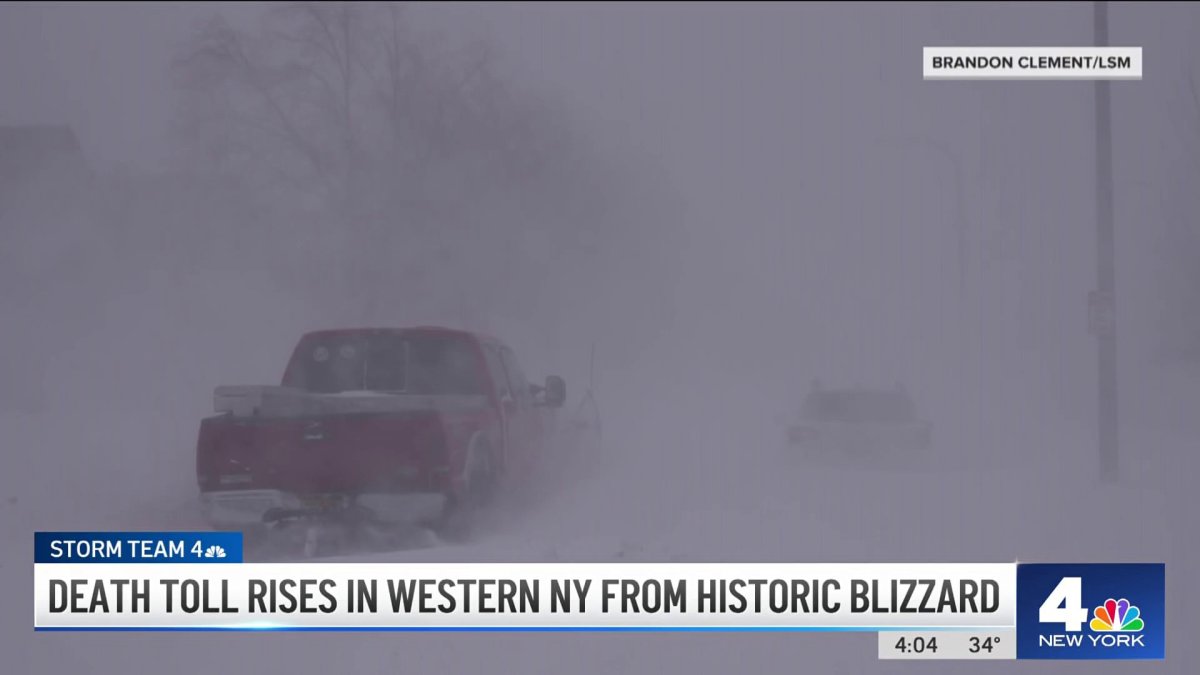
left=283, top=333, right=485, bottom=396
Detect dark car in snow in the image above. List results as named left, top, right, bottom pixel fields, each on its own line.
left=786, top=383, right=932, bottom=454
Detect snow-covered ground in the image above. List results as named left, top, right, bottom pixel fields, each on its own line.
left=3, top=365, right=1195, bottom=674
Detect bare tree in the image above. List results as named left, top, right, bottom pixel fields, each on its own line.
left=170, top=2, right=611, bottom=323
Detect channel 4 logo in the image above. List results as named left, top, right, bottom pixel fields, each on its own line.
left=1016, top=563, right=1165, bottom=660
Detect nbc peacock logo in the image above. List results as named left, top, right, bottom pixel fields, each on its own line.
left=1090, top=598, right=1144, bottom=632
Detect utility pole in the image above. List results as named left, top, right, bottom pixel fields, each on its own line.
left=1094, top=1, right=1119, bottom=482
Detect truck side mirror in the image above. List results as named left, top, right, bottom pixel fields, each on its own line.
left=543, top=375, right=566, bottom=408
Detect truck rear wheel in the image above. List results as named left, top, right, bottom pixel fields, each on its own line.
left=466, top=442, right=496, bottom=508
left=433, top=441, right=495, bottom=542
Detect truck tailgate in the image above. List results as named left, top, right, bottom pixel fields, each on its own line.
left=196, top=411, right=447, bottom=495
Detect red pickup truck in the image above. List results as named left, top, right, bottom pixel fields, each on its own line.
left=195, top=327, right=565, bottom=553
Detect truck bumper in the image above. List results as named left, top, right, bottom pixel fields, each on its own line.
left=200, top=489, right=448, bottom=529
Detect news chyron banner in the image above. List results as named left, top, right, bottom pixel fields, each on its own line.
left=34, top=533, right=1164, bottom=661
